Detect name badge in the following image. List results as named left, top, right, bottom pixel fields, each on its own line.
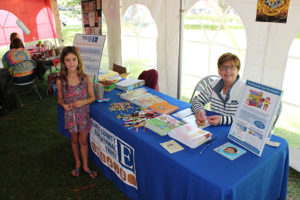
left=231, top=100, right=238, bottom=104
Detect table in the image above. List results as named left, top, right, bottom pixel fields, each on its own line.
left=33, top=56, right=60, bottom=80
left=58, top=87, right=289, bottom=200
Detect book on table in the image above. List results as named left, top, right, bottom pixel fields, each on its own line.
left=115, top=79, right=145, bottom=91
left=168, top=123, right=212, bottom=148
left=120, top=88, right=165, bottom=108
left=149, top=101, right=179, bottom=115
left=145, top=114, right=184, bottom=136
left=120, top=88, right=148, bottom=103
left=133, top=94, right=165, bottom=109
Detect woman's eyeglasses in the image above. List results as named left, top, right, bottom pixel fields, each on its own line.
left=219, top=65, right=236, bottom=71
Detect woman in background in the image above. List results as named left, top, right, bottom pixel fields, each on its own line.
left=2, top=38, right=31, bottom=73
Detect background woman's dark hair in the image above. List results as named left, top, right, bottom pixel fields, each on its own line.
left=10, top=32, right=19, bottom=42
left=217, top=52, right=241, bottom=70
left=10, top=38, right=24, bottom=49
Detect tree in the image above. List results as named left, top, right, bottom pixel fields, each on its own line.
left=59, top=0, right=80, bottom=9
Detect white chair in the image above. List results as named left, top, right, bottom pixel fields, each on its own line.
left=12, top=60, right=42, bottom=105
left=270, top=102, right=282, bottom=133
left=189, top=75, right=219, bottom=103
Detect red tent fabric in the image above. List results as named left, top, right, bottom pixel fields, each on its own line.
left=0, top=0, right=57, bottom=46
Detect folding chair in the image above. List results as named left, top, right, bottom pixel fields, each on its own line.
left=138, top=69, right=159, bottom=91
left=189, top=75, right=219, bottom=103
left=12, top=60, right=42, bottom=105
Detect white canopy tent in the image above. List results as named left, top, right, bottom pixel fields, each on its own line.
left=101, top=0, right=300, bottom=171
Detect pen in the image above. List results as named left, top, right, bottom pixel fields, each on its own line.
left=199, top=136, right=217, bottom=154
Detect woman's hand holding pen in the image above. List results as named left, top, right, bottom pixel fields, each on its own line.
left=195, top=110, right=222, bottom=126
left=207, top=115, right=221, bottom=126
left=195, top=110, right=207, bottom=126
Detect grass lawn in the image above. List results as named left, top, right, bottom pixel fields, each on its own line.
left=0, top=80, right=128, bottom=200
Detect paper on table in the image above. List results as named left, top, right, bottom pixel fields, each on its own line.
left=173, top=108, right=193, bottom=118
left=160, top=140, right=184, bottom=153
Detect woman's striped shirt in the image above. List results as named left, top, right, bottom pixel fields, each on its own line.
left=192, top=76, right=245, bottom=125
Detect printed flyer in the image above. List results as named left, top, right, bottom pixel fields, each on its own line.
left=73, top=34, right=106, bottom=81
left=228, top=80, right=282, bottom=156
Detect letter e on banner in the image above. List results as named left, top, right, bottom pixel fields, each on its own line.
left=118, top=141, right=135, bottom=172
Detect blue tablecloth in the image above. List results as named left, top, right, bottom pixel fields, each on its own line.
left=58, top=87, right=289, bottom=200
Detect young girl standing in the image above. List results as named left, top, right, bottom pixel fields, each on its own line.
left=56, top=46, right=97, bottom=178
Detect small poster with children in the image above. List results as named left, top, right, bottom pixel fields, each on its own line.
left=228, top=80, right=282, bottom=156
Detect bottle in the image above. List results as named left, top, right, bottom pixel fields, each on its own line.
left=52, top=45, right=56, bottom=57
left=32, top=37, right=37, bottom=50
left=61, top=39, right=64, bottom=47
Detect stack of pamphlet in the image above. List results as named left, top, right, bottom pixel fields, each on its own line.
left=168, top=124, right=212, bottom=148
left=145, top=114, right=184, bottom=136
left=115, top=79, right=145, bottom=91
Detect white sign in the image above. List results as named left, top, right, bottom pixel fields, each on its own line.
left=73, top=34, right=106, bottom=81
left=228, top=80, right=282, bottom=156
left=89, top=119, right=138, bottom=189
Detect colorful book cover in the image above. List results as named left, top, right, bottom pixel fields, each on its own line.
left=133, top=94, right=165, bottom=109
left=149, top=101, right=179, bottom=115
left=145, top=114, right=184, bottom=136
left=214, top=142, right=247, bottom=160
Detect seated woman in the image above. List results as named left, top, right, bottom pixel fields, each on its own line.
left=2, top=38, right=31, bottom=74
left=191, top=52, right=245, bottom=126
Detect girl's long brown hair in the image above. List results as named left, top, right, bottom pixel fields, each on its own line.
left=59, top=46, right=87, bottom=83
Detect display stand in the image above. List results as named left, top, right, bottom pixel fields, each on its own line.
left=73, top=34, right=106, bottom=81
left=228, top=80, right=282, bottom=156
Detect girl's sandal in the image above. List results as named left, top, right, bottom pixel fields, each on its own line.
left=85, top=169, right=98, bottom=179
left=70, top=168, right=80, bottom=178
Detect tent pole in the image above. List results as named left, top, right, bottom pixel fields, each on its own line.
left=177, top=0, right=184, bottom=99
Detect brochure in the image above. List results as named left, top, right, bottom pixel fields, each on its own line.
left=160, top=140, right=184, bottom=153
left=228, top=80, right=282, bottom=156
left=214, top=142, right=247, bottom=160
left=172, top=108, right=193, bottom=118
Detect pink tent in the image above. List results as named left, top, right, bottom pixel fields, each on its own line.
left=0, top=0, right=57, bottom=46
